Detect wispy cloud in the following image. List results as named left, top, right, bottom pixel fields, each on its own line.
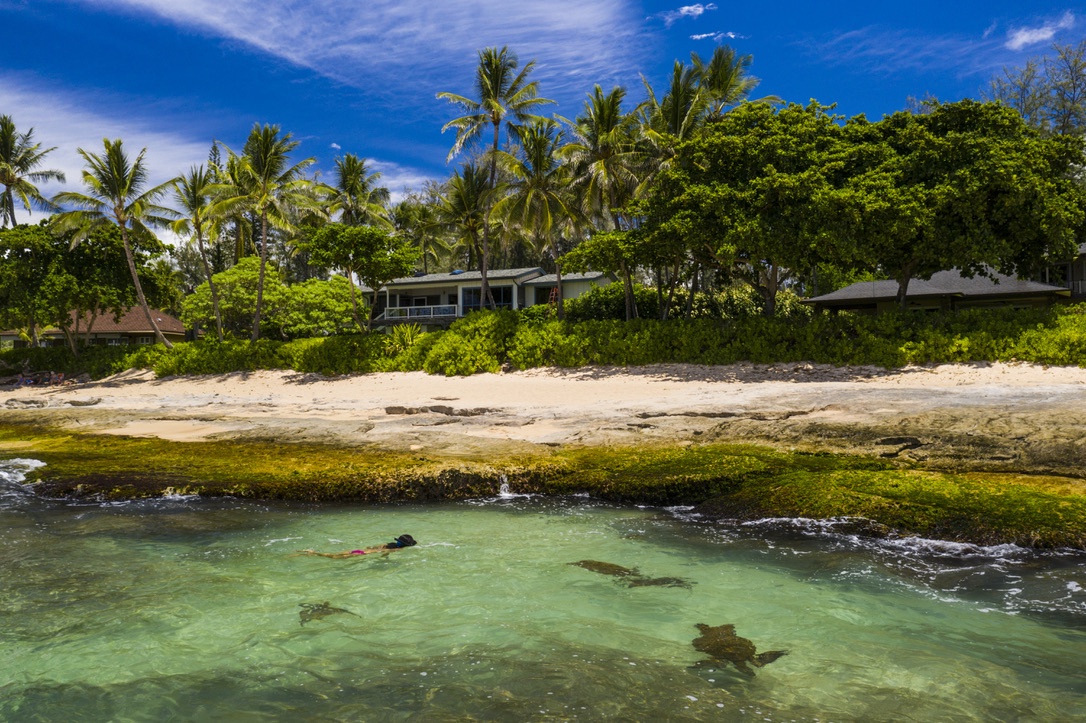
left=691, top=31, right=746, bottom=42
left=809, top=24, right=1040, bottom=81
left=73, top=0, right=646, bottom=99
left=0, top=73, right=210, bottom=229
left=654, top=3, right=717, bottom=28
left=329, top=143, right=341, bottom=151
left=1005, top=11, right=1075, bottom=51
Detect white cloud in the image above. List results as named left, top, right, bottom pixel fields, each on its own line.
left=0, top=73, right=210, bottom=237
left=329, top=142, right=341, bottom=150
left=72, top=0, right=645, bottom=97
left=368, top=160, right=439, bottom=203
left=656, top=3, right=717, bottom=28
left=691, top=31, right=745, bottom=42
left=1005, top=11, right=1075, bottom=51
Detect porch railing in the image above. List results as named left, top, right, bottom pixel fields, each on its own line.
left=381, top=304, right=458, bottom=320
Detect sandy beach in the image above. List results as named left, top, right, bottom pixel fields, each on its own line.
left=4, top=361, right=1086, bottom=475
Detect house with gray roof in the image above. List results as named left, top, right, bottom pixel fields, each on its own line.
left=804, top=270, right=1071, bottom=313
left=370, top=267, right=613, bottom=326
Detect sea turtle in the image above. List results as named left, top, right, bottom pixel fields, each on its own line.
left=691, top=623, right=788, bottom=677
left=627, top=576, right=695, bottom=589
left=569, top=560, right=642, bottom=578
left=298, top=601, right=360, bottom=627
left=570, top=560, right=694, bottom=589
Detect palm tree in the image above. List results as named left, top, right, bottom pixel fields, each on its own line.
left=493, top=120, right=577, bottom=318
left=327, top=154, right=391, bottom=227
left=52, top=138, right=179, bottom=348
left=437, top=46, right=554, bottom=308
left=435, top=164, right=492, bottom=302
left=172, top=165, right=224, bottom=341
left=0, top=115, right=65, bottom=228
left=691, top=46, right=776, bottom=121
left=563, top=86, right=645, bottom=320
left=213, top=124, right=315, bottom=341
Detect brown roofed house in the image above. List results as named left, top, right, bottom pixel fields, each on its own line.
left=0, top=308, right=187, bottom=348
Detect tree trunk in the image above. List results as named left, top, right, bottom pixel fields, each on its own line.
left=685, top=263, right=699, bottom=319
left=251, top=211, right=268, bottom=342
left=554, top=254, right=565, bottom=322
left=196, top=226, right=224, bottom=342
left=761, top=264, right=780, bottom=319
left=120, top=227, right=172, bottom=349
left=480, top=123, right=501, bottom=311
left=896, top=260, right=919, bottom=309
left=662, top=261, right=681, bottom=321
left=620, top=261, right=638, bottom=321
left=346, top=268, right=364, bottom=332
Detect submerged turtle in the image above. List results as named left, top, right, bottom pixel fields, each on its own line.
left=298, top=601, right=360, bottom=627
left=569, top=560, right=695, bottom=589
left=627, top=576, right=694, bottom=590
left=691, top=623, right=788, bottom=677
left=569, top=560, right=642, bottom=578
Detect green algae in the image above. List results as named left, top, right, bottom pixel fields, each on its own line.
left=2, top=423, right=1085, bottom=549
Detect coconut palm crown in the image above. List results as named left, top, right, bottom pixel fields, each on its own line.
left=437, top=46, right=554, bottom=308
left=0, top=115, right=66, bottom=228
left=211, top=124, right=315, bottom=341
left=51, top=138, right=179, bottom=347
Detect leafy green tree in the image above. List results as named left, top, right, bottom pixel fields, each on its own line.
left=308, top=223, right=420, bottom=330
left=0, top=115, right=65, bottom=228
left=277, top=275, right=357, bottom=339
left=52, top=138, right=179, bottom=347
left=182, top=256, right=356, bottom=340
left=172, top=165, right=225, bottom=340
left=853, top=101, right=1086, bottom=306
left=182, top=257, right=286, bottom=339
left=213, top=124, right=316, bottom=341
left=641, top=102, right=854, bottom=317
left=437, top=46, right=554, bottom=308
left=0, top=223, right=138, bottom=353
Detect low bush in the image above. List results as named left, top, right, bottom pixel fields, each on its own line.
left=6, top=303, right=1086, bottom=380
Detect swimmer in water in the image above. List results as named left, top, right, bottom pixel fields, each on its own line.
left=296, top=534, right=417, bottom=558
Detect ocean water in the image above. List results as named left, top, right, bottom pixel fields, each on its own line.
left=1, top=459, right=1085, bottom=721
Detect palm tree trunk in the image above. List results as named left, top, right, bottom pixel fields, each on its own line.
left=252, top=211, right=268, bottom=342
left=346, top=268, right=364, bottom=331
left=196, top=227, right=224, bottom=342
left=480, top=123, right=502, bottom=310
left=551, top=238, right=565, bottom=321
left=120, top=228, right=173, bottom=349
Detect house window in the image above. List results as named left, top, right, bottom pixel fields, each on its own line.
left=463, top=286, right=513, bottom=311
left=136, top=336, right=154, bottom=345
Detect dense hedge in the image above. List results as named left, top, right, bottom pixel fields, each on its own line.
left=5, top=303, right=1086, bottom=378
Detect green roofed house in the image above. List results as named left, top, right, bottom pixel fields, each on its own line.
left=368, top=267, right=613, bottom=327
left=0, top=308, right=187, bottom=349
left=804, top=269, right=1071, bottom=314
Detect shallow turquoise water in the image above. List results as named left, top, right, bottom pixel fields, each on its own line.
left=2, top=459, right=1085, bottom=721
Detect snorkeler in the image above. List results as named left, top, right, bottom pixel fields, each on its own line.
left=296, top=534, right=417, bottom=558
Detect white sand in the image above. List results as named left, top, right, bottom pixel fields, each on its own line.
left=4, top=363, right=1085, bottom=463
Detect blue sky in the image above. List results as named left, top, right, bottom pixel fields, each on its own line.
left=2, top=1, right=1084, bottom=225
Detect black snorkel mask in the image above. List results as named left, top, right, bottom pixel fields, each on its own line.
left=393, top=534, right=417, bottom=548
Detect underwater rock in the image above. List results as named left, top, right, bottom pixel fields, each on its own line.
left=298, top=601, right=360, bottom=626
left=691, top=623, right=788, bottom=677
left=569, top=560, right=694, bottom=589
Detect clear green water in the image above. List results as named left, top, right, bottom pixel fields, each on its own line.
left=2, top=459, right=1085, bottom=721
